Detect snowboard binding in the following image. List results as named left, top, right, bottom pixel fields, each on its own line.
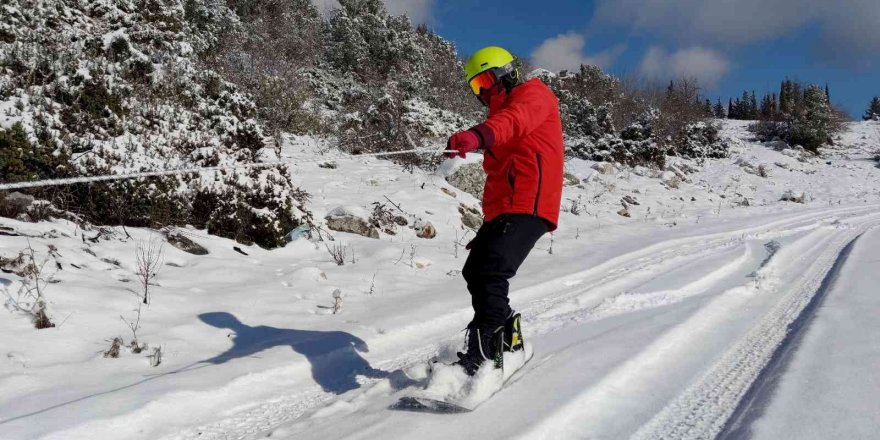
left=455, top=313, right=524, bottom=376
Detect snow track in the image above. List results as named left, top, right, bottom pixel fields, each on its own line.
left=632, top=214, right=880, bottom=439
left=148, top=205, right=880, bottom=440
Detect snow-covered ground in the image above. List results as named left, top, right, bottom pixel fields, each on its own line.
left=1, top=121, right=880, bottom=439
left=724, top=227, right=880, bottom=440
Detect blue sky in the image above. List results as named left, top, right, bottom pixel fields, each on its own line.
left=398, top=0, right=880, bottom=118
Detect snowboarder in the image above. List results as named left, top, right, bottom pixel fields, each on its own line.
left=445, top=46, right=564, bottom=375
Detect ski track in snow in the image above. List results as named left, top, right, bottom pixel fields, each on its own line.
left=149, top=204, right=880, bottom=440
left=631, top=213, right=880, bottom=440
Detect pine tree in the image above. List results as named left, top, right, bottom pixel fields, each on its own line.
left=791, top=85, right=836, bottom=152
left=792, top=82, right=804, bottom=115
left=825, top=83, right=830, bottom=101
left=760, top=93, right=777, bottom=121
left=714, top=98, right=726, bottom=119
left=704, top=99, right=713, bottom=116
left=728, top=98, right=734, bottom=119
left=865, top=97, right=880, bottom=121
left=738, top=91, right=751, bottom=120
left=780, top=79, right=793, bottom=115
left=749, top=91, right=759, bottom=119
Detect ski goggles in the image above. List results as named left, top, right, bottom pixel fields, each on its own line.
left=468, top=64, right=516, bottom=95
left=469, top=70, right=499, bottom=95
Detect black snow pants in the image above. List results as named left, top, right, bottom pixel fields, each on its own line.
left=462, top=214, right=549, bottom=328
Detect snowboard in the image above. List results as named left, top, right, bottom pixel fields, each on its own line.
left=390, top=342, right=534, bottom=414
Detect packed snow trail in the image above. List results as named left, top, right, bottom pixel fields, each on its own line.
left=122, top=204, right=880, bottom=440
left=260, top=208, right=880, bottom=440
left=722, top=227, right=880, bottom=440
left=3, top=203, right=878, bottom=440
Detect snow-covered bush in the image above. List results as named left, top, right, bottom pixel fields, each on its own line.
left=674, top=122, right=730, bottom=160
left=750, top=120, right=790, bottom=143
left=0, top=0, right=308, bottom=248
left=0, top=122, right=68, bottom=184
left=750, top=83, right=844, bottom=154
left=542, top=66, right=718, bottom=168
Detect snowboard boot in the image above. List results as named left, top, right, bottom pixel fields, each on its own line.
left=455, top=321, right=504, bottom=376
left=503, top=312, right=524, bottom=353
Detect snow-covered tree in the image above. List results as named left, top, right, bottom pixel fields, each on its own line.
left=864, top=97, right=880, bottom=121
left=713, top=98, right=726, bottom=119
left=789, top=85, right=840, bottom=152
left=760, top=93, right=778, bottom=121
left=750, top=81, right=843, bottom=152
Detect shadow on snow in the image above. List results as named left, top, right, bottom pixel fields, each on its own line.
left=1, top=312, right=388, bottom=425
left=198, top=312, right=387, bottom=394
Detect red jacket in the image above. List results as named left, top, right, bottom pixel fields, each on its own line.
left=473, top=79, right=564, bottom=231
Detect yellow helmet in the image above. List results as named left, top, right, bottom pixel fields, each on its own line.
left=464, top=46, right=515, bottom=82
left=464, top=47, right=521, bottom=100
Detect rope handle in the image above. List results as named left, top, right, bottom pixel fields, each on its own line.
left=0, top=149, right=459, bottom=191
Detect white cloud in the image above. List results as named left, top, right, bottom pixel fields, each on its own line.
left=638, top=46, right=731, bottom=87
left=592, top=0, right=880, bottom=64
left=817, top=0, right=880, bottom=68
left=383, top=0, right=434, bottom=25
left=310, top=0, right=434, bottom=24
left=531, top=32, right=626, bottom=73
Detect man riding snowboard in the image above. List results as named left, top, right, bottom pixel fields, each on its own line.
left=446, top=46, right=563, bottom=376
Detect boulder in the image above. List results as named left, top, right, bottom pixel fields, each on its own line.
left=621, top=195, right=640, bottom=206
left=325, top=206, right=380, bottom=239
left=446, top=163, right=485, bottom=199
left=1, top=192, right=36, bottom=220
left=665, top=164, right=688, bottom=181
left=660, top=171, right=681, bottom=189
left=458, top=204, right=483, bottom=229
left=4, top=192, right=34, bottom=211
left=780, top=190, right=806, bottom=204
left=440, top=187, right=457, bottom=198
left=165, top=231, right=209, bottom=255
left=563, top=172, right=581, bottom=186
left=415, top=221, right=437, bottom=239
left=781, top=148, right=810, bottom=162
left=744, top=164, right=769, bottom=177
left=677, top=162, right=699, bottom=174
left=591, top=162, right=615, bottom=175
left=633, top=166, right=661, bottom=178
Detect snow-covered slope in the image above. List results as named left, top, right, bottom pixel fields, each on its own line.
left=1, top=121, right=879, bottom=439
left=724, top=227, right=880, bottom=440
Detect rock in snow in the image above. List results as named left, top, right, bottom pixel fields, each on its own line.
left=458, top=204, right=483, bottom=229
left=563, top=172, right=581, bottom=186
left=780, top=190, right=806, bottom=204
left=325, top=206, right=380, bottom=239
left=415, top=221, right=437, bottom=239
left=446, top=162, right=486, bottom=200
left=591, top=162, right=615, bottom=175
left=660, top=171, right=682, bottom=189
left=165, top=231, right=209, bottom=255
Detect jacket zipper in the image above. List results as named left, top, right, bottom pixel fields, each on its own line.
left=533, top=153, right=543, bottom=216
left=507, top=163, right=515, bottom=208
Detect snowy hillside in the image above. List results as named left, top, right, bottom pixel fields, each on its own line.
left=1, top=120, right=880, bottom=439
left=0, top=0, right=306, bottom=248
